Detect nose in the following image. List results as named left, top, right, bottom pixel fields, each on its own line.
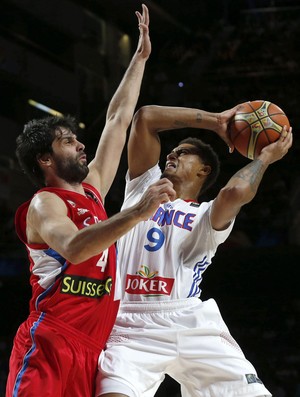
left=77, top=140, right=85, bottom=151
left=167, top=151, right=177, bottom=161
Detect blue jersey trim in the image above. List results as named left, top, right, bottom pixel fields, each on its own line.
left=35, top=249, right=67, bottom=311
left=187, top=256, right=209, bottom=297
left=13, top=313, right=46, bottom=397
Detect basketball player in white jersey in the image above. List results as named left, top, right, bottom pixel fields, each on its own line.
left=96, top=105, right=292, bottom=397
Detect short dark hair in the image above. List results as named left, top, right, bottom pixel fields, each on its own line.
left=16, top=115, right=78, bottom=187
left=179, top=137, right=220, bottom=197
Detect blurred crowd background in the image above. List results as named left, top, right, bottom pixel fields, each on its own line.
left=0, top=0, right=299, bottom=396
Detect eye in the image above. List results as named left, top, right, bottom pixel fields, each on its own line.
left=65, top=137, right=75, bottom=144
left=177, top=149, right=189, bottom=156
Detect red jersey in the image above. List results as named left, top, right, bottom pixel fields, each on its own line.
left=15, top=182, right=119, bottom=348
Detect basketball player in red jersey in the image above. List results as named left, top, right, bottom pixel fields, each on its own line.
left=5, top=5, right=175, bottom=397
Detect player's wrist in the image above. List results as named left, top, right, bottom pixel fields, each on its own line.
left=256, top=151, right=272, bottom=166
left=203, top=111, right=222, bottom=133
left=126, top=202, right=148, bottom=223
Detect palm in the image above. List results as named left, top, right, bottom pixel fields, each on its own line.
left=136, top=4, right=151, bottom=59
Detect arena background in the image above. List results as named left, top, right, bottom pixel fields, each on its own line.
left=0, top=1, right=299, bottom=396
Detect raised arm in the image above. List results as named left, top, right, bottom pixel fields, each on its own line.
left=128, top=104, right=238, bottom=179
left=85, top=4, right=151, bottom=198
left=210, top=127, right=293, bottom=231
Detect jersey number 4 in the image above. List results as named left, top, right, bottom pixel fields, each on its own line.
left=96, top=248, right=108, bottom=271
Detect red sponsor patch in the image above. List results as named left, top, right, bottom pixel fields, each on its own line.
left=125, top=274, right=174, bottom=296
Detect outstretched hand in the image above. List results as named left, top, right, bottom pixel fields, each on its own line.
left=135, top=4, right=151, bottom=60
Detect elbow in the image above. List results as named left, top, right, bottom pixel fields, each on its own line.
left=61, top=241, right=89, bottom=265
left=132, top=106, right=151, bottom=124
left=105, top=113, right=128, bottom=130
left=103, top=114, right=132, bottom=145
left=219, top=185, right=254, bottom=207
left=63, top=239, right=107, bottom=265
left=62, top=248, right=82, bottom=265
left=132, top=106, right=160, bottom=131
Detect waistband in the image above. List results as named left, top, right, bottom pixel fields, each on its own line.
left=119, top=297, right=202, bottom=313
left=29, top=311, right=104, bottom=353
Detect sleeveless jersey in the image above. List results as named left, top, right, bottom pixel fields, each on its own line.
left=15, top=182, right=119, bottom=348
left=117, top=164, right=234, bottom=302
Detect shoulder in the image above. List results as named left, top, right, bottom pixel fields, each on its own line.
left=125, top=163, right=161, bottom=192
left=122, top=164, right=162, bottom=208
left=31, top=189, right=66, bottom=206
left=16, top=190, right=62, bottom=221
left=15, top=190, right=66, bottom=246
left=28, top=190, right=69, bottom=220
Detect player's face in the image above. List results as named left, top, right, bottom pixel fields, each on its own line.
left=51, top=128, right=89, bottom=183
left=162, top=144, right=204, bottom=182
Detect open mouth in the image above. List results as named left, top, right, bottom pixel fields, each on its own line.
left=165, top=161, right=176, bottom=169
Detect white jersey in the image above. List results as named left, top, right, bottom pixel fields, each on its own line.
left=98, top=166, right=271, bottom=397
left=117, top=164, right=234, bottom=302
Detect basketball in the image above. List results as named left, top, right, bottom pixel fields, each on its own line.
left=229, top=100, right=290, bottom=159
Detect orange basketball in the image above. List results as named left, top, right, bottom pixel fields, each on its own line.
left=229, top=100, right=290, bottom=159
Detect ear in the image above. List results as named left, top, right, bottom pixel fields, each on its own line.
left=197, top=165, right=211, bottom=177
left=37, top=153, right=52, bottom=168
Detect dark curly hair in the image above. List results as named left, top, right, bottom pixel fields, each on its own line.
left=178, top=137, right=220, bottom=197
left=16, top=115, right=79, bottom=187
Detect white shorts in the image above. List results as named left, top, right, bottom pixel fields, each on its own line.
left=96, top=298, right=271, bottom=397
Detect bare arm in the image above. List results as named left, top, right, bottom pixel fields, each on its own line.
left=85, top=4, right=151, bottom=198
left=128, top=104, right=238, bottom=179
left=210, top=127, right=293, bottom=230
left=27, top=178, right=175, bottom=264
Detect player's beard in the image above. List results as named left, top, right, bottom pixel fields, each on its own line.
left=53, top=154, right=89, bottom=184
